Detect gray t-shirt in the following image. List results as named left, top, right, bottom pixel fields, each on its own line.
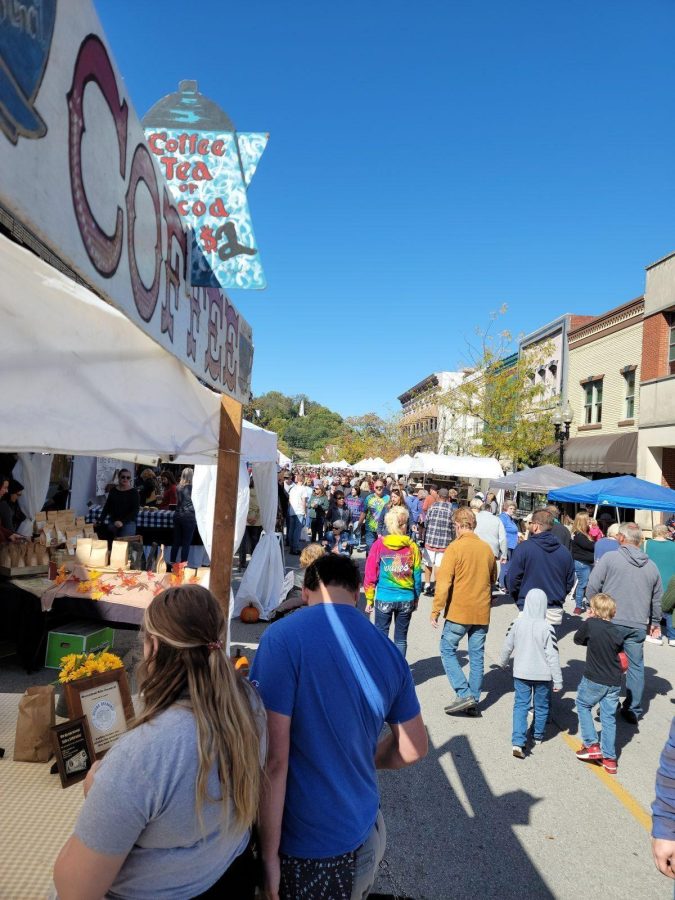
left=74, top=704, right=265, bottom=899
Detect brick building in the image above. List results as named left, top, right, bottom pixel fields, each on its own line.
left=637, top=252, right=675, bottom=492
left=560, top=298, right=644, bottom=476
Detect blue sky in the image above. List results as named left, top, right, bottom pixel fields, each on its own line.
left=97, top=0, right=675, bottom=418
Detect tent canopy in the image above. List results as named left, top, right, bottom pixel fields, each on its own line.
left=548, top=475, right=675, bottom=512
left=0, top=235, right=276, bottom=465
left=490, top=465, right=589, bottom=493
left=410, top=452, right=503, bottom=481
left=384, top=454, right=415, bottom=476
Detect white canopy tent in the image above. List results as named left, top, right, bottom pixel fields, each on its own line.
left=320, top=459, right=353, bottom=470
left=384, top=454, right=415, bottom=476
left=410, top=452, right=503, bottom=481
left=278, top=450, right=292, bottom=468
left=0, top=235, right=282, bottom=615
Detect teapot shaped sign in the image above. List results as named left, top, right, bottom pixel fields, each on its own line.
left=144, top=81, right=268, bottom=291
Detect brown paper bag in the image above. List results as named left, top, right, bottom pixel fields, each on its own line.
left=89, top=540, right=109, bottom=567
left=75, top=516, right=86, bottom=528
left=47, top=510, right=58, bottom=523
left=13, top=685, right=55, bottom=762
left=75, top=538, right=92, bottom=564
left=110, top=540, right=129, bottom=568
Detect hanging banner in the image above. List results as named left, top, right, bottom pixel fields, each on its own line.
left=144, top=81, right=268, bottom=290
left=0, top=1, right=253, bottom=402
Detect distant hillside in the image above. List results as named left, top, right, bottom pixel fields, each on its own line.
left=244, top=392, right=345, bottom=457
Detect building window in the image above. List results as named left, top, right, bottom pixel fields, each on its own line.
left=624, top=370, right=635, bottom=419
left=583, top=379, right=603, bottom=424
left=670, top=317, right=675, bottom=375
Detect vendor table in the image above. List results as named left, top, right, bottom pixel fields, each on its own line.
left=0, top=692, right=86, bottom=896
left=41, top=570, right=174, bottom=625
left=85, top=505, right=208, bottom=566
left=1, top=570, right=206, bottom=672
left=86, top=505, right=176, bottom=528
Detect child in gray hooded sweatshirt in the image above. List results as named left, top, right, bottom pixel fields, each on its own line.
left=500, top=588, right=563, bottom=758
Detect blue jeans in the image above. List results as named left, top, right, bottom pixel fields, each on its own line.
left=171, top=514, right=196, bottom=564
left=574, top=560, right=591, bottom=608
left=102, top=519, right=137, bottom=541
left=512, top=678, right=550, bottom=746
left=374, top=601, right=415, bottom=658
left=499, top=547, right=514, bottom=589
left=664, top=613, right=675, bottom=641
left=576, top=676, right=621, bottom=759
left=288, top=514, right=304, bottom=553
left=612, top=624, right=647, bottom=718
left=439, top=621, right=488, bottom=702
left=365, top=529, right=378, bottom=555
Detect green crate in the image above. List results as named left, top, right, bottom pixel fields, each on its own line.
left=45, top=622, right=115, bottom=669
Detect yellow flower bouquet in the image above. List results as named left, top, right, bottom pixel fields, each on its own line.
left=57, top=648, right=123, bottom=684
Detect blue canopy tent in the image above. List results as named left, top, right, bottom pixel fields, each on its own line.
left=548, top=475, right=675, bottom=515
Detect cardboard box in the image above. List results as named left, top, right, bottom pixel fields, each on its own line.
left=45, top=622, right=115, bottom=669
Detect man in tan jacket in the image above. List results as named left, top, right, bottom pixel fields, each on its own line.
left=430, top=507, right=497, bottom=715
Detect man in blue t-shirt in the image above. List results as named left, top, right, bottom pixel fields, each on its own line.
left=251, top=554, right=427, bottom=900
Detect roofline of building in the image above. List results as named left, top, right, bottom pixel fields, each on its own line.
left=397, top=371, right=457, bottom=403
left=568, top=296, right=644, bottom=338
left=646, top=250, right=675, bottom=271
left=520, top=313, right=574, bottom=347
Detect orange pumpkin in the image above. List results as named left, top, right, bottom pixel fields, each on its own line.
left=239, top=604, right=260, bottom=623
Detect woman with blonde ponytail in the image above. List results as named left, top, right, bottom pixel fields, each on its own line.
left=54, top=585, right=267, bottom=899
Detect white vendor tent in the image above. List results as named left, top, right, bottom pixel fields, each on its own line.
left=353, top=457, right=387, bottom=472
left=410, top=452, right=503, bottom=481
left=384, top=454, right=415, bottom=476
left=0, top=235, right=283, bottom=618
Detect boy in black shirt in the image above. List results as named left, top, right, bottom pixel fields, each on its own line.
left=574, top=593, right=625, bottom=775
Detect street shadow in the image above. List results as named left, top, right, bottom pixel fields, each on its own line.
left=479, top=663, right=516, bottom=713
left=377, top=731, right=553, bottom=899
left=409, top=652, right=467, bottom=689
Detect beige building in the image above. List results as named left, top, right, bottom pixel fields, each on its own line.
left=397, top=371, right=481, bottom=455
left=637, top=251, right=675, bottom=493
left=562, top=298, right=643, bottom=475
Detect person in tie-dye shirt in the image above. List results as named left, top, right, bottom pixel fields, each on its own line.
left=358, top=479, right=389, bottom=555
left=364, top=508, right=422, bottom=658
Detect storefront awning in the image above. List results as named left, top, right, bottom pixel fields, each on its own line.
left=561, top=432, right=637, bottom=474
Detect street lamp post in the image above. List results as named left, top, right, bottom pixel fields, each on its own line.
left=552, top=400, right=574, bottom=468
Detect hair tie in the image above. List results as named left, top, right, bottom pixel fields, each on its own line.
left=207, top=640, right=223, bottom=653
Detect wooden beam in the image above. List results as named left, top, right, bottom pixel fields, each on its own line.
left=210, top=394, right=243, bottom=617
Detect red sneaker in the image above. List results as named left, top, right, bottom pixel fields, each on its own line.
left=602, top=758, right=617, bottom=775
left=576, top=743, right=602, bottom=762
left=573, top=607, right=584, bottom=616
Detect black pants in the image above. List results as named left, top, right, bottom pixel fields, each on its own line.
left=191, top=840, right=259, bottom=898
left=172, top=514, right=196, bottom=564
left=311, top=519, right=325, bottom=542
left=239, top=525, right=263, bottom=567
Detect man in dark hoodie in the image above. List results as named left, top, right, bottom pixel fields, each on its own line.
left=587, top=522, right=662, bottom=724
left=506, top=509, right=575, bottom=627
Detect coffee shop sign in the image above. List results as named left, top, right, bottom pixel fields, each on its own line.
left=0, top=0, right=253, bottom=402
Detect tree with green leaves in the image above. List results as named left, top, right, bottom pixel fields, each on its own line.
left=440, top=309, right=556, bottom=470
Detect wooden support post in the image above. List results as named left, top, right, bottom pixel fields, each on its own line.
left=210, top=395, right=243, bottom=617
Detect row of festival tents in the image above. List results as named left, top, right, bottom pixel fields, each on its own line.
left=488, top=464, right=675, bottom=514
left=351, top=452, right=503, bottom=480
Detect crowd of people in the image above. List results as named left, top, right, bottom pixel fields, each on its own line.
left=275, top=470, right=668, bottom=765
left=46, top=465, right=675, bottom=896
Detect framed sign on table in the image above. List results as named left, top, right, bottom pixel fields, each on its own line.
left=50, top=717, right=96, bottom=788
left=64, top=668, right=134, bottom=759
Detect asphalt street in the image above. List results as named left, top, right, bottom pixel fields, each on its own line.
left=231, top=550, right=675, bottom=900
